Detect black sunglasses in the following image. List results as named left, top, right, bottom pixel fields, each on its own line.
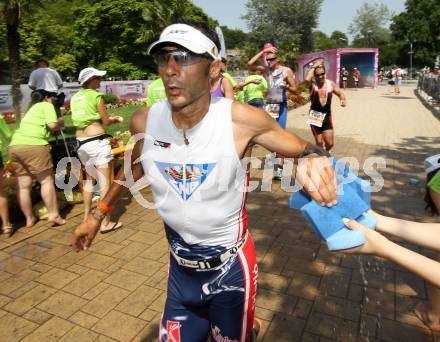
left=266, top=57, right=278, bottom=62
left=153, top=49, right=210, bottom=67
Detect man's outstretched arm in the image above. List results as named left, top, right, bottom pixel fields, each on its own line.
left=232, top=102, right=337, bottom=206
left=72, top=107, right=148, bottom=252
left=332, top=82, right=347, bottom=107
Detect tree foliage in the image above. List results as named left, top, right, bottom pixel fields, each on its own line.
left=243, top=0, right=323, bottom=53
left=348, top=2, right=392, bottom=48
left=390, top=0, right=440, bottom=67
left=313, top=31, right=336, bottom=51
left=0, top=0, right=219, bottom=83
left=0, top=0, right=45, bottom=116
left=330, top=31, right=348, bottom=48
left=220, top=26, right=250, bottom=49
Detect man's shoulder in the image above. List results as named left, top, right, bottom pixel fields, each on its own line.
left=130, top=106, right=149, bottom=135
left=281, top=65, right=293, bottom=73
left=231, top=100, right=264, bottom=125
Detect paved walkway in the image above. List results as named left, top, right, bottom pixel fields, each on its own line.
left=1, top=85, right=440, bottom=341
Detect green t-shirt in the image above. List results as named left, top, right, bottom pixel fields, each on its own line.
left=244, top=75, right=267, bottom=102
left=146, top=79, right=167, bottom=107
left=235, top=91, right=245, bottom=103
left=428, top=170, right=440, bottom=194
left=223, top=72, right=238, bottom=88
left=71, top=89, right=103, bottom=129
left=0, top=116, right=11, bottom=152
left=10, top=102, right=57, bottom=146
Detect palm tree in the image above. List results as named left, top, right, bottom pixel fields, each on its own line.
left=0, top=0, right=41, bottom=119
left=139, top=0, right=181, bottom=44
left=1, top=1, right=21, bottom=117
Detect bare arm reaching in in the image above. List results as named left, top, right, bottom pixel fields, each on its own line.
left=342, top=211, right=440, bottom=287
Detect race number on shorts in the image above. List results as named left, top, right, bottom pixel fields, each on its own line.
left=264, top=104, right=280, bottom=119
left=307, top=109, right=326, bottom=127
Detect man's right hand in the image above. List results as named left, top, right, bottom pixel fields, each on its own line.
left=72, top=216, right=101, bottom=252
left=313, top=59, right=323, bottom=68
left=263, top=46, right=278, bottom=54
left=296, top=156, right=337, bottom=206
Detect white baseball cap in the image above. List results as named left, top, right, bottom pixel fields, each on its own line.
left=78, top=67, right=106, bottom=85
left=147, top=24, right=219, bottom=60
left=424, top=154, right=440, bottom=174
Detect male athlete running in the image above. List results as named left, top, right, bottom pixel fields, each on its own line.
left=305, top=60, right=347, bottom=152
left=72, top=21, right=337, bottom=342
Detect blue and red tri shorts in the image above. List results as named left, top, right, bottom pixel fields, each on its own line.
left=159, top=231, right=258, bottom=342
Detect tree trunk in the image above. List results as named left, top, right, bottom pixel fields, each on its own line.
left=5, top=4, right=22, bottom=121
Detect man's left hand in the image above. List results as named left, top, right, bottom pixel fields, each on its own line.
left=296, top=156, right=337, bottom=206
left=340, top=99, right=346, bottom=107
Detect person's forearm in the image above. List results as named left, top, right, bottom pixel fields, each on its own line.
left=248, top=51, right=263, bottom=66
left=287, top=85, right=300, bottom=95
left=382, top=239, right=440, bottom=287
left=376, top=215, right=440, bottom=252
left=305, top=66, right=316, bottom=83
left=236, top=81, right=252, bottom=91
left=100, top=162, right=144, bottom=207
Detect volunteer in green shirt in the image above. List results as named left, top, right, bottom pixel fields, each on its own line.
left=221, top=58, right=245, bottom=101
left=236, top=65, right=267, bottom=108
left=220, top=58, right=238, bottom=89
left=71, top=67, right=122, bottom=232
left=425, top=154, right=440, bottom=218
left=9, top=90, right=65, bottom=228
left=418, top=155, right=440, bottom=332
left=146, top=78, right=166, bottom=107
left=0, top=115, right=12, bottom=235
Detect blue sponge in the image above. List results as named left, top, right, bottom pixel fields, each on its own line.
left=326, top=227, right=366, bottom=251
left=289, top=190, right=310, bottom=209
left=357, top=212, right=377, bottom=229
left=290, top=159, right=376, bottom=251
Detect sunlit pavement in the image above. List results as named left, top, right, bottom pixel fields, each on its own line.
left=0, top=85, right=440, bottom=341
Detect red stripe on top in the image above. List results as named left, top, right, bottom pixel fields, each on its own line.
left=237, top=173, right=250, bottom=242
left=237, top=236, right=257, bottom=342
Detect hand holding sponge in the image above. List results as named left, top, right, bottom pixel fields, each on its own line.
left=289, top=159, right=376, bottom=251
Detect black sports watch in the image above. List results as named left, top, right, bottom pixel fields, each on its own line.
left=300, top=146, right=330, bottom=158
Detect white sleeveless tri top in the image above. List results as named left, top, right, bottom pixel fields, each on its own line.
left=141, top=97, right=248, bottom=254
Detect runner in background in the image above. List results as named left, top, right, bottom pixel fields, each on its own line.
left=210, top=67, right=235, bottom=99
left=341, top=67, right=349, bottom=89
left=392, top=65, right=402, bottom=94
left=248, top=44, right=298, bottom=180
left=146, top=78, right=166, bottom=107
left=353, top=67, right=360, bottom=89
left=305, top=59, right=346, bottom=152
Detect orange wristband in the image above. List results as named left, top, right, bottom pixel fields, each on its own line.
left=97, top=201, right=113, bottom=213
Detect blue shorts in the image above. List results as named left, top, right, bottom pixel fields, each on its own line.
left=160, top=234, right=258, bottom=342
left=276, top=102, right=288, bottom=129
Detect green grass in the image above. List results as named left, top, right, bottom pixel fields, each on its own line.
left=60, top=104, right=142, bottom=138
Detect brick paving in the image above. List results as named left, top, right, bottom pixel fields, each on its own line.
left=1, top=84, right=440, bottom=341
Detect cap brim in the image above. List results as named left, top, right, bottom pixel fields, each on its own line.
left=81, top=70, right=107, bottom=85
left=148, top=38, right=207, bottom=55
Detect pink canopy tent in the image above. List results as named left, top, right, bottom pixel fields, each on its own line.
left=295, top=48, right=379, bottom=88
